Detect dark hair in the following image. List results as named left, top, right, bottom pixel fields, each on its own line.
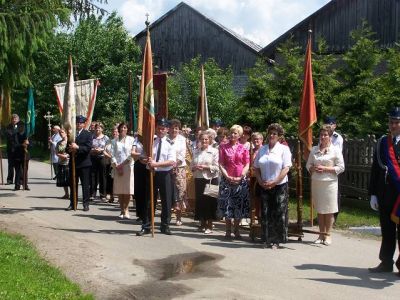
left=267, top=123, right=284, bottom=136
left=169, top=119, right=181, bottom=129
left=243, top=125, right=252, bottom=136
left=217, top=127, right=229, bottom=137
left=319, top=124, right=333, bottom=137
left=118, top=122, right=129, bottom=133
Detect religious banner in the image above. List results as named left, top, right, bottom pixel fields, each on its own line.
left=153, top=73, right=168, bottom=119
left=60, top=56, right=76, bottom=141
left=54, top=78, right=100, bottom=130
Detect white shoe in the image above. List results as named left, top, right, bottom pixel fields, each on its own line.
left=119, top=214, right=124, bottom=219
left=314, top=239, right=323, bottom=244
left=124, top=214, right=131, bottom=219
left=204, top=229, right=212, bottom=234
left=176, top=220, right=182, bottom=226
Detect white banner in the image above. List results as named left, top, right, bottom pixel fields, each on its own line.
left=54, top=79, right=99, bottom=130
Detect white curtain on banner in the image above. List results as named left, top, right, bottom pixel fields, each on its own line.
left=54, top=79, right=99, bottom=129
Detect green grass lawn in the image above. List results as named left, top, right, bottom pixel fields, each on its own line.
left=288, top=197, right=380, bottom=229
left=0, top=231, right=93, bottom=300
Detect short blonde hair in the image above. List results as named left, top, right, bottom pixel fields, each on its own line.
left=205, top=128, right=217, bottom=140
left=230, top=124, right=243, bottom=136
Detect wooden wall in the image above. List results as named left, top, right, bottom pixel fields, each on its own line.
left=135, top=3, right=260, bottom=74
left=262, top=0, right=400, bottom=57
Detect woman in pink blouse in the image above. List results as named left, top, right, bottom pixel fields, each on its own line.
left=218, top=125, right=250, bottom=239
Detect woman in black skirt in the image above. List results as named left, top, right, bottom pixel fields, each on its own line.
left=55, top=129, right=70, bottom=199
left=191, top=132, right=219, bottom=234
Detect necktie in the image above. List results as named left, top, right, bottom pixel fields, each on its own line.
left=156, top=138, right=162, bottom=162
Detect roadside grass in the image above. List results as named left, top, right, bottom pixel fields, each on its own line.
left=0, top=231, right=93, bottom=300
left=288, top=197, right=380, bottom=229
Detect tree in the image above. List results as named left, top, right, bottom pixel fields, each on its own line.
left=167, top=56, right=238, bottom=127
left=26, top=12, right=141, bottom=143
left=332, top=21, right=383, bottom=136
left=239, top=37, right=303, bottom=134
left=0, top=0, right=109, bottom=127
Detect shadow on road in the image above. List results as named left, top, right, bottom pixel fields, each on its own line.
left=295, top=263, right=399, bottom=289
left=0, top=207, right=33, bottom=214
left=51, top=227, right=137, bottom=235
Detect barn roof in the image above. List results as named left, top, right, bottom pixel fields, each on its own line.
left=261, top=0, right=400, bottom=57
left=134, top=2, right=262, bottom=53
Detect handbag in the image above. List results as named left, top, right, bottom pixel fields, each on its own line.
left=203, top=180, right=219, bottom=198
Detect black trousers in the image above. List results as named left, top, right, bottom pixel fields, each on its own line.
left=155, top=171, right=172, bottom=228
left=90, top=156, right=107, bottom=198
left=134, top=162, right=148, bottom=219
left=379, top=205, right=400, bottom=267
left=70, top=166, right=91, bottom=208
left=7, top=154, right=14, bottom=183
left=259, top=183, right=289, bottom=244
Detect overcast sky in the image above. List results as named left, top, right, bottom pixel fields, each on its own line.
left=101, top=0, right=331, bottom=47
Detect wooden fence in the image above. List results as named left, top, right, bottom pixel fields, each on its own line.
left=286, top=135, right=377, bottom=202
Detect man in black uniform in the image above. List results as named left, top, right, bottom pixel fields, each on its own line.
left=67, top=115, right=92, bottom=211
left=5, top=114, right=20, bottom=184
left=369, top=107, right=400, bottom=274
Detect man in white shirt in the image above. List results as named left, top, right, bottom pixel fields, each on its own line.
left=324, top=116, right=344, bottom=222
left=147, top=118, right=176, bottom=235
left=168, top=119, right=187, bottom=226
left=324, top=116, right=343, bottom=151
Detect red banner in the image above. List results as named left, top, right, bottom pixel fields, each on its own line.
left=299, top=34, right=317, bottom=160
left=137, top=30, right=155, bottom=158
left=153, top=73, right=168, bottom=119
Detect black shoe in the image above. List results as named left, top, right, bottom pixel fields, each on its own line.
left=136, top=229, right=151, bottom=236
left=368, top=263, right=393, bottom=273
left=24, top=186, right=30, bottom=191
left=6, top=181, right=12, bottom=185
left=83, top=206, right=89, bottom=212
left=161, top=227, right=172, bottom=235
left=66, top=206, right=73, bottom=211
left=13, top=186, right=20, bottom=191
left=52, top=176, right=57, bottom=180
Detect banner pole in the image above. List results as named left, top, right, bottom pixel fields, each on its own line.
left=71, top=154, right=77, bottom=210
left=0, top=129, right=3, bottom=185
left=129, top=71, right=133, bottom=135
left=150, top=170, right=155, bottom=237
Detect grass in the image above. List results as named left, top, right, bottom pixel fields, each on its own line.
left=288, top=197, right=380, bottom=229
left=0, top=231, right=93, bottom=300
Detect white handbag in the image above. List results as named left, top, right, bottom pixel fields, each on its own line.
left=203, top=180, right=219, bottom=198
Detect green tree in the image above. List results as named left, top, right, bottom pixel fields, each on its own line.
left=28, top=12, right=141, bottom=143
left=332, top=21, right=383, bottom=136
left=312, top=38, right=340, bottom=122
left=167, top=56, right=238, bottom=127
left=239, top=37, right=303, bottom=134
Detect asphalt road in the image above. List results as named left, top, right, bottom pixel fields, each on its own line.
left=0, top=159, right=399, bottom=300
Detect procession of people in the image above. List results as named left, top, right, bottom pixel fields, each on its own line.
left=7, top=106, right=400, bottom=277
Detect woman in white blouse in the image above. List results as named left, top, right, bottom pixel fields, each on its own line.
left=110, top=122, right=136, bottom=219
left=254, top=123, right=292, bottom=249
left=306, top=125, right=345, bottom=245
left=191, top=132, right=219, bottom=234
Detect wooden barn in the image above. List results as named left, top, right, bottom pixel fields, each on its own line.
left=261, top=0, right=400, bottom=58
left=134, top=2, right=261, bottom=76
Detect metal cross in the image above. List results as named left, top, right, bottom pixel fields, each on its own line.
left=44, top=111, right=54, bottom=131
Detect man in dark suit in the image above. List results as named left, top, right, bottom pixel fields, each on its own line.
left=67, top=115, right=92, bottom=211
left=369, top=107, right=400, bottom=274
left=5, top=114, right=20, bottom=184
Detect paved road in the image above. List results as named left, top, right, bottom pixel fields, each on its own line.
left=0, top=159, right=399, bottom=299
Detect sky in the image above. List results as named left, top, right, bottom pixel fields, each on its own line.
left=100, top=0, right=331, bottom=47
